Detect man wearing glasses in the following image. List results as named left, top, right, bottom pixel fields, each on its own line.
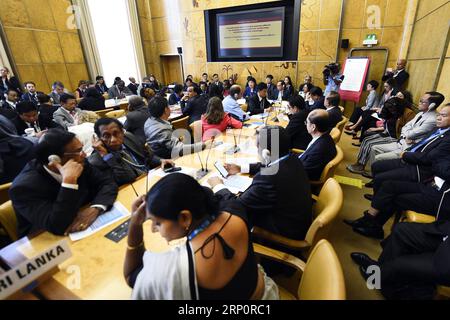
left=89, top=118, right=174, bottom=186
left=367, top=92, right=444, bottom=164
left=10, top=129, right=118, bottom=237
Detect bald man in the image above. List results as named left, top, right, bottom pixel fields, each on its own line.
left=222, top=84, right=250, bottom=121
left=298, top=109, right=337, bottom=180
left=382, top=59, right=409, bottom=90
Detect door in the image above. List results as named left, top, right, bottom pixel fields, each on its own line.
left=161, top=55, right=182, bottom=85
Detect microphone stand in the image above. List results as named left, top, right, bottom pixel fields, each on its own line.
left=196, top=137, right=215, bottom=179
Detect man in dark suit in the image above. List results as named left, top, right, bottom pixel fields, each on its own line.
left=208, top=126, right=312, bottom=240
left=89, top=118, right=173, bottom=186
left=350, top=220, right=450, bottom=299
left=365, top=104, right=450, bottom=195
left=286, top=95, right=312, bottom=150
left=168, top=84, right=183, bottom=105
left=346, top=153, right=450, bottom=240
left=382, top=59, right=409, bottom=90
left=324, top=91, right=343, bottom=128
left=21, top=82, right=42, bottom=106
left=124, top=96, right=150, bottom=143
left=299, top=109, right=337, bottom=181
left=305, top=86, right=325, bottom=112
left=10, top=129, right=118, bottom=237
left=247, top=82, right=272, bottom=115
left=13, top=101, right=60, bottom=136
left=210, top=74, right=224, bottom=94
left=265, top=75, right=278, bottom=101
left=127, top=77, right=139, bottom=95
left=273, top=81, right=290, bottom=101
left=180, top=86, right=208, bottom=124
left=0, top=88, right=19, bottom=120
left=108, top=80, right=133, bottom=99
left=0, top=66, right=22, bottom=95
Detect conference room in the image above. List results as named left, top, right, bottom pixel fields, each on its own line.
left=0, top=0, right=450, bottom=310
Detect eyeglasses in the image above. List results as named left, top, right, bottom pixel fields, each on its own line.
left=64, top=149, right=85, bottom=157
left=419, top=99, right=429, bottom=104
left=438, top=113, right=449, bottom=118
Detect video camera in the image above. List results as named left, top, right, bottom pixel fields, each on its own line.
left=323, top=63, right=340, bottom=76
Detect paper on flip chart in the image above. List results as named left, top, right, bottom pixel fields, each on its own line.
left=69, top=202, right=130, bottom=242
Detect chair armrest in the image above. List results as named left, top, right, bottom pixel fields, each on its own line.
left=252, top=227, right=311, bottom=251
left=253, top=243, right=306, bottom=273
left=309, top=180, right=323, bottom=186
left=311, top=195, right=319, bottom=202
left=291, top=149, right=305, bottom=154
left=404, top=211, right=436, bottom=223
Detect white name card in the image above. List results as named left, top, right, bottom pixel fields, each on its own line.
left=0, top=240, right=72, bottom=300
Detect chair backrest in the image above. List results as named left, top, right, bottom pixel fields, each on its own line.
left=305, top=178, right=343, bottom=250
left=189, top=120, right=203, bottom=142
left=0, top=201, right=18, bottom=241
left=315, top=145, right=344, bottom=184
left=241, top=104, right=248, bottom=112
left=0, top=182, right=12, bottom=205
left=95, top=108, right=114, bottom=118
left=298, top=239, right=346, bottom=300
left=105, top=109, right=126, bottom=119
left=330, top=128, right=340, bottom=143
left=171, top=116, right=190, bottom=131
left=335, top=116, right=348, bottom=142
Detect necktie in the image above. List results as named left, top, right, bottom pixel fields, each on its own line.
left=414, top=115, right=423, bottom=125
left=410, top=130, right=441, bottom=152
left=120, top=149, right=145, bottom=175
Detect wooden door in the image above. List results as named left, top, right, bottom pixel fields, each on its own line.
left=161, top=55, right=182, bottom=85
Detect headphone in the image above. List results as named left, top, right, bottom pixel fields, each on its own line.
left=48, top=155, right=62, bottom=164
left=261, top=149, right=271, bottom=166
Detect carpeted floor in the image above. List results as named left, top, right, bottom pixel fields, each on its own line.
left=327, top=132, right=392, bottom=300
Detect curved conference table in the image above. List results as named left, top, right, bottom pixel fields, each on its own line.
left=0, top=106, right=289, bottom=300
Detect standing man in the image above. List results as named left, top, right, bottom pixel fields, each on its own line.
left=382, top=59, right=409, bottom=90
left=323, top=63, right=344, bottom=96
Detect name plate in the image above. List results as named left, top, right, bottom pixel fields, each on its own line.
left=0, top=240, right=72, bottom=300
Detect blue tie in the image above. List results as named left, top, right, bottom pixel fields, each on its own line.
left=410, top=130, right=442, bottom=152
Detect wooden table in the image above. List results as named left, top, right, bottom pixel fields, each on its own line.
left=0, top=110, right=289, bottom=300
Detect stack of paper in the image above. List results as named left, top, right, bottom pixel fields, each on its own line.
left=69, top=202, right=130, bottom=241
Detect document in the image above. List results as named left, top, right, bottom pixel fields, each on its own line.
left=69, top=202, right=130, bottom=242
left=204, top=173, right=253, bottom=194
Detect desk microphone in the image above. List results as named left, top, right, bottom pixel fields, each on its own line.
left=225, top=119, right=242, bottom=155
left=196, top=136, right=215, bottom=179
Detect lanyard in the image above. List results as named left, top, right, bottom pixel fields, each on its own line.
left=187, top=216, right=215, bottom=241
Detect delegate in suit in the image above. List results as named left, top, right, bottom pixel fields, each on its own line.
left=10, top=129, right=118, bottom=237
left=208, top=126, right=312, bottom=240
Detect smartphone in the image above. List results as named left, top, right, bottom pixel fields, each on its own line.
left=163, top=163, right=182, bottom=173
left=214, top=161, right=229, bottom=178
